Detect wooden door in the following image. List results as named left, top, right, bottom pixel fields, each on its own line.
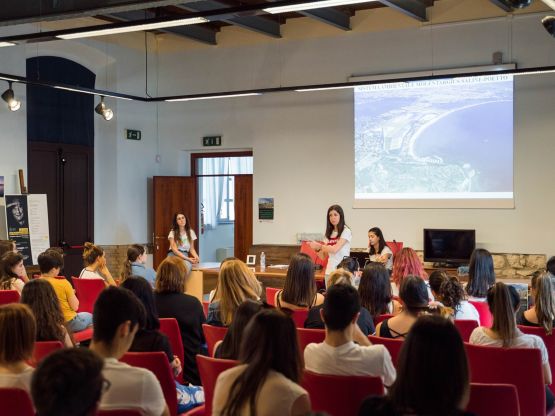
left=152, top=176, right=197, bottom=268
left=234, top=175, right=253, bottom=262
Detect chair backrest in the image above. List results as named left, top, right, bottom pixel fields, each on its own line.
left=73, top=327, right=94, bottom=343
left=120, top=352, right=177, bottom=416
left=291, top=309, right=309, bottom=328
left=465, top=343, right=545, bottom=416
left=71, top=277, right=105, bottom=313
left=265, top=287, right=280, bottom=306
left=454, top=319, right=479, bottom=342
left=196, top=355, right=239, bottom=416
left=0, top=290, right=20, bottom=305
left=466, top=383, right=519, bottom=416
left=159, top=318, right=185, bottom=383
left=385, top=241, right=403, bottom=256
left=519, top=324, right=555, bottom=395
left=468, top=300, right=493, bottom=327
left=297, top=328, right=326, bottom=352
left=367, top=335, right=403, bottom=367
left=0, top=388, right=34, bottom=416
left=302, top=370, right=384, bottom=416
left=32, top=340, right=64, bottom=365
left=97, top=410, right=144, bottom=416
left=202, top=324, right=228, bottom=357
left=373, top=314, right=394, bottom=326
left=202, top=301, right=209, bottom=318
left=300, top=240, right=328, bottom=270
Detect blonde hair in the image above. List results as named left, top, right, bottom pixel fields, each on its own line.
left=214, top=260, right=261, bottom=326
left=0, top=304, right=36, bottom=364
left=83, top=242, right=103, bottom=266
left=155, top=257, right=187, bottom=293
left=328, top=269, right=353, bottom=287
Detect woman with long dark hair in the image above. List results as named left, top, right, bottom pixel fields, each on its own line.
left=367, top=227, right=393, bottom=270
left=213, top=309, right=310, bottom=415
left=359, top=262, right=401, bottom=316
left=168, top=212, right=199, bottom=274
left=0, top=251, right=25, bottom=294
left=466, top=248, right=495, bottom=301
left=120, top=244, right=156, bottom=287
left=518, top=273, right=555, bottom=333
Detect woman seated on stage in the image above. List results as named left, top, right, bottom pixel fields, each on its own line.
left=367, top=227, right=393, bottom=271
left=78, top=242, right=117, bottom=286
left=274, top=253, right=324, bottom=311
left=167, top=212, right=199, bottom=275
left=466, top=248, right=495, bottom=302
left=428, top=271, right=480, bottom=323
left=518, top=273, right=555, bottom=332
left=390, top=247, right=429, bottom=298
left=359, top=262, right=401, bottom=317
left=207, top=259, right=262, bottom=327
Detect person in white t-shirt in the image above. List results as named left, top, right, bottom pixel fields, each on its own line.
left=304, top=284, right=396, bottom=388
left=428, top=271, right=480, bottom=324
left=90, top=286, right=169, bottom=416
left=79, top=242, right=117, bottom=286
left=167, top=212, right=199, bottom=274
left=309, top=205, right=352, bottom=285
left=367, top=227, right=393, bottom=271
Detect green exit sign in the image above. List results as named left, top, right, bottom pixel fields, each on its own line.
left=203, top=136, right=222, bottom=147
left=126, top=129, right=142, bottom=140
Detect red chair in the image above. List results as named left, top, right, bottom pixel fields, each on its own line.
left=465, top=343, right=555, bottom=416
left=32, top=340, right=64, bottom=365
left=519, top=324, right=555, bottom=395
left=97, top=411, right=143, bottom=416
left=265, top=287, right=280, bottom=306
left=0, top=290, right=20, bottom=305
left=74, top=327, right=94, bottom=343
left=385, top=241, right=403, bottom=256
left=368, top=335, right=403, bottom=367
left=297, top=328, right=325, bottom=352
left=291, top=309, right=309, bottom=328
left=0, top=388, right=34, bottom=416
left=302, top=370, right=384, bottom=416
left=196, top=355, right=239, bottom=416
left=466, top=383, right=519, bottom=416
left=201, top=301, right=209, bottom=318
left=468, top=300, right=493, bottom=327
left=160, top=318, right=186, bottom=383
left=454, top=319, right=479, bottom=342
left=300, top=240, right=328, bottom=270
left=373, top=314, right=394, bottom=326
left=72, top=277, right=105, bottom=313
left=202, top=324, right=228, bottom=357
left=120, top=352, right=178, bottom=416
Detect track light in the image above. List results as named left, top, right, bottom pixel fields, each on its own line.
left=542, top=16, right=555, bottom=37
left=95, top=96, right=113, bottom=121
left=1, top=82, right=21, bottom=111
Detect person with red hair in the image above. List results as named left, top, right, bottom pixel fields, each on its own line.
left=390, top=248, right=428, bottom=297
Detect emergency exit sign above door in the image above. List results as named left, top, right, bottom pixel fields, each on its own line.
left=202, top=136, right=222, bottom=147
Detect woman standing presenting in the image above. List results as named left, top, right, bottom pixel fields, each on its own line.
left=168, top=213, right=200, bottom=274
left=309, top=205, right=352, bottom=284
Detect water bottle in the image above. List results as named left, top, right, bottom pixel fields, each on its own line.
left=260, top=252, right=266, bottom=270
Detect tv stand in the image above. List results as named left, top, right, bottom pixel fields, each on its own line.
left=433, top=262, right=463, bottom=269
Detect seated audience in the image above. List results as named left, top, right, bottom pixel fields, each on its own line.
left=375, top=276, right=449, bottom=339
left=466, top=248, right=495, bottom=301
left=213, top=309, right=311, bottom=416
left=359, top=262, right=401, bottom=316
left=518, top=273, right=555, bottom=332
left=208, top=259, right=262, bottom=326
left=275, top=253, right=324, bottom=311
left=337, top=256, right=359, bottom=276
left=79, top=242, right=117, bottom=286
left=359, top=315, right=471, bottom=416
left=0, top=304, right=35, bottom=392
left=428, top=271, right=480, bottom=323
left=305, top=269, right=375, bottom=336
left=121, top=244, right=156, bottom=287
left=122, top=276, right=204, bottom=413
left=0, top=240, right=28, bottom=283
left=38, top=249, right=92, bottom=333
left=547, top=256, right=555, bottom=278
left=470, top=282, right=554, bottom=410
left=0, top=252, right=25, bottom=294
left=214, top=299, right=265, bottom=359
left=304, top=284, right=395, bottom=386
left=20, top=279, right=73, bottom=347
left=154, top=257, right=205, bottom=386
left=390, top=248, right=428, bottom=297
left=90, top=286, right=169, bottom=416
left=31, top=348, right=104, bottom=416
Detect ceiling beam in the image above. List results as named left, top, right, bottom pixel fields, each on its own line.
left=488, top=0, right=514, bottom=12
left=377, top=0, right=428, bottom=21
left=266, top=0, right=351, bottom=30
left=177, top=2, right=281, bottom=38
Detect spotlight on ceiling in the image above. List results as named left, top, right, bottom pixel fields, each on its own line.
left=1, top=81, right=21, bottom=111
left=94, top=96, right=113, bottom=121
left=543, top=16, right=555, bottom=37
left=508, top=0, right=533, bottom=7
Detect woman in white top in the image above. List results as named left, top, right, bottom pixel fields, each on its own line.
left=469, top=282, right=554, bottom=410
left=0, top=304, right=35, bottom=392
left=79, top=242, right=117, bottom=286
left=213, top=309, right=310, bottom=416
left=168, top=213, right=199, bottom=275
left=309, top=205, right=352, bottom=284
left=0, top=252, right=26, bottom=294
left=367, top=227, right=393, bottom=271
left=428, top=270, right=480, bottom=324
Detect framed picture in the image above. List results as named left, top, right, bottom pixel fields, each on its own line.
left=246, top=254, right=256, bottom=266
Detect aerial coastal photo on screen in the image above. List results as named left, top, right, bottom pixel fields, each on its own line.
left=354, top=74, right=513, bottom=200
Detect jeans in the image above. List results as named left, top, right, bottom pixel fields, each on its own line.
left=67, top=312, right=93, bottom=332
left=167, top=251, right=193, bottom=274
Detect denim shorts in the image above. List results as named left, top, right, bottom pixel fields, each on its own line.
left=67, top=312, right=93, bottom=332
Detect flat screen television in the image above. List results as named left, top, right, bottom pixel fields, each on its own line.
left=423, top=229, right=476, bottom=266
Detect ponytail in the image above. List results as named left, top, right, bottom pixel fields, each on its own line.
left=83, top=242, right=103, bottom=266
left=533, top=274, right=555, bottom=335
left=120, top=245, right=145, bottom=284
left=487, top=282, right=519, bottom=347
